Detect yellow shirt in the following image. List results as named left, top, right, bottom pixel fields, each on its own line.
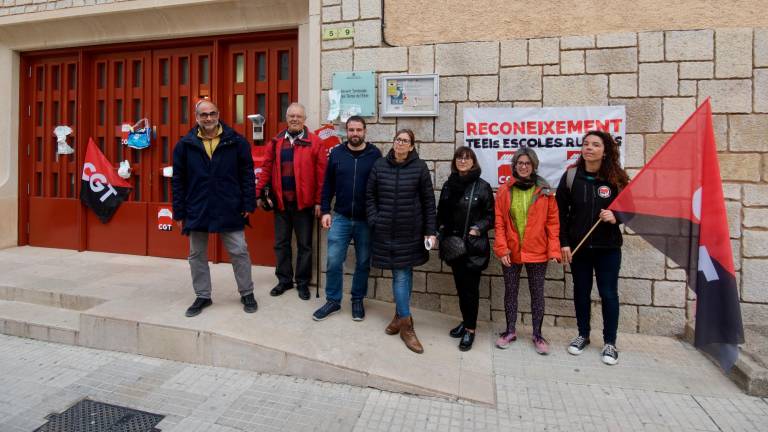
left=197, top=125, right=223, bottom=159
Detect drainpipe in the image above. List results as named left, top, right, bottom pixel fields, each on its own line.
left=380, top=0, right=393, bottom=46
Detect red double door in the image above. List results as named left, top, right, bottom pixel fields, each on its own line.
left=19, top=32, right=298, bottom=265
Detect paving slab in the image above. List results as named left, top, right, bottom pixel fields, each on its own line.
left=0, top=246, right=496, bottom=405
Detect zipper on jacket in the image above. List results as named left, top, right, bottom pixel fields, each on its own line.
left=351, top=154, right=358, bottom=220
left=589, top=181, right=595, bottom=248
left=392, top=165, right=400, bottom=242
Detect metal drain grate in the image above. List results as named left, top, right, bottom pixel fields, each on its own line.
left=34, top=399, right=164, bottom=432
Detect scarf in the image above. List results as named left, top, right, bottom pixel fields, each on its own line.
left=445, top=169, right=481, bottom=207
left=513, top=171, right=537, bottom=190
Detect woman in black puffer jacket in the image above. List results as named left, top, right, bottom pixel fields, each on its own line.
left=437, top=147, right=494, bottom=352
left=366, top=129, right=437, bottom=354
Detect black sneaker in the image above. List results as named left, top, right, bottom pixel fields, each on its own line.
left=185, top=297, right=212, bottom=317
left=312, top=301, right=341, bottom=321
left=567, top=335, right=590, bottom=355
left=351, top=300, right=365, bottom=321
left=241, top=293, right=258, bottom=313
left=297, top=285, right=311, bottom=301
left=601, top=344, right=619, bottom=365
left=270, top=283, right=293, bottom=297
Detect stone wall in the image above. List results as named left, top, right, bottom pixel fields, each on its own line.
left=320, top=0, right=768, bottom=336
left=382, top=0, right=768, bottom=46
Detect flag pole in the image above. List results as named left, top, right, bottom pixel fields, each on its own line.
left=571, top=219, right=602, bottom=256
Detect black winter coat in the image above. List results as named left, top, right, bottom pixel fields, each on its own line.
left=171, top=122, right=255, bottom=234
left=366, top=149, right=437, bottom=269
left=437, top=173, right=495, bottom=270
left=555, top=166, right=622, bottom=249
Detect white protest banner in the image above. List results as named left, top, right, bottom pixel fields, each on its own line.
left=463, top=106, right=626, bottom=188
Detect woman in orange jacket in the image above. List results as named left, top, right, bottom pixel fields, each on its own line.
left=494, top=147, right=560, bottom=354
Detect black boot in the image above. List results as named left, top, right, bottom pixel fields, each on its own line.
left=241, top=293, right=258, bottom=313
left=459, top=331, right=475, bottom=351
left=185, top=297, right=212, bottom=317
left=449, top=322, right=466, bottom=338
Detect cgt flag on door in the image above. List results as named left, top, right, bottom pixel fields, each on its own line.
left=80, top=137, right=132, bottom=224
left=607, top=99, right=744, bottom=370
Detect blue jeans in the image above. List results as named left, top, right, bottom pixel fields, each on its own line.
left=324, top=213, right=371, bottom=303
left=392, top=267, right=413, bottom=317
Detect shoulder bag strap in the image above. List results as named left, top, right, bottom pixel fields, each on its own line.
left=462, top=181, right=477, bottom=240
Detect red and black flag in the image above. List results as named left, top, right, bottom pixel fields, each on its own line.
left=608, top=99, right=743, bottom=370
left=80, top=138, right=132, bottom=224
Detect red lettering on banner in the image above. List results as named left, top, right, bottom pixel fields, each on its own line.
left=595, top=119, right=610, bottom=132
left=567, top=120, right=582, bottom=134
left=467, top=118, right=623, bottom=136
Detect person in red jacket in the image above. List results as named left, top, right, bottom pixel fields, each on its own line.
left=255, top=103, right=327, bottom=300
left=493, top=147, right=560, bottom=354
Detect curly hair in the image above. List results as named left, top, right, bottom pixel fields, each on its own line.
left=577, top=130, right=629, bottom=189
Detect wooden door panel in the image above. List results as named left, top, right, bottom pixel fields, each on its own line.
left=86, top=202, right=147, bottom=255
left=29, top=197, right=79, bottom=249
left=85, top=51, right=152, bottom=254
left=24, top=56, right=80, bottom=249
left=147, top=47, right=212, bottom=259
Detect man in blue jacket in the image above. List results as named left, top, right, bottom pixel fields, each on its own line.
left=313, top=116, right=382, bottom=321
left=172, top=99, right=258, bottom=317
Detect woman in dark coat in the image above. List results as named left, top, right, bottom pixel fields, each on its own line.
left=366, top=128, right=437, bottom=354
left=557, top=130, right=629, bottom=366
left=437, top=147, right=494, bottom=352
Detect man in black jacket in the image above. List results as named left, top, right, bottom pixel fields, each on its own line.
left=172, top=99, right=257, bottom=317
left=312, top=116, right=382, bottom=321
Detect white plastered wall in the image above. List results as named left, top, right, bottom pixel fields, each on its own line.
left=0, top=0, right=321, bottom=249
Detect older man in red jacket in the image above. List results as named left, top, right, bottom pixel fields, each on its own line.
left=256, top=103, right=327, bottom=300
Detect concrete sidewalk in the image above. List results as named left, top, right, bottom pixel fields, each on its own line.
left=1, top=333, right=766, bottom=431
left=0, top=246, right=494, bottom=404
left=0, top=246, right=759, bottom=424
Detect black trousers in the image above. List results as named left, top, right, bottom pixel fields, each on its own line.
left=274, top=202, right=314, bottom=287
left=571, top=248, right=621, bottom=345
left=450, top=261, right=482, bottom=329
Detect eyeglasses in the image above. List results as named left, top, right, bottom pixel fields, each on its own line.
left=394, top=138, right=411, bottom=144
left=456, top=157, right=472, bottom=162
left=516, top=161, right=532, bottom=167
left=197, top=111, right=219, bottom=119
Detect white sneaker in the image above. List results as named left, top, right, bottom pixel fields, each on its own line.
left=601, top=344, right=619, bottom=365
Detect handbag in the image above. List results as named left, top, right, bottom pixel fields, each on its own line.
left=439, top=181, right=477, bottom=263
left=126, top=118, right=152, bottom=149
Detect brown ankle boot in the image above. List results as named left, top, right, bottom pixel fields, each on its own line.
left=398, top=316, right=424, bottom=354
left=385, top=314, right=400, bottom=335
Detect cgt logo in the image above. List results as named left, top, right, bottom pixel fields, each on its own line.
left=497, top=151, right=514, bottom=184
left=157, top=208, right=173, bottom=231
left=567, top=150, right=581, bottom=161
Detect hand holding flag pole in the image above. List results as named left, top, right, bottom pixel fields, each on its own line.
left=569, top=219, right=602, bottom=257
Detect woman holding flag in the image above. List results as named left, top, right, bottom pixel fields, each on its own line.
left=556, top=130, right=629, bottom=365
